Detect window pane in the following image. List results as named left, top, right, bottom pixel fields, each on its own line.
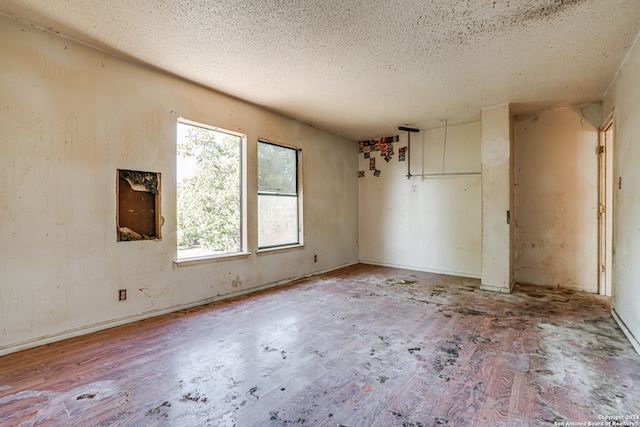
left=258, top=142, right=297, bottom=194
left=177, top=122, right=242, bottom=259
left=258, top=195, right=298, bottom=247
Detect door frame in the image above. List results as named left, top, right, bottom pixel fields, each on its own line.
left=598, top=112, right=614, bottom=296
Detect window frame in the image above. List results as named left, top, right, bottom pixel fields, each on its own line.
left=175, top=118, right=248, bottom=264
left=257, top=139, right=303, bottom=250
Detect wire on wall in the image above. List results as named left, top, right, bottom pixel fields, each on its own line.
left=441, top=119, right=448, bottom=174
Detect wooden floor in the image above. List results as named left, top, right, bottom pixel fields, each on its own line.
left=1, top=264, right=639, bottom=426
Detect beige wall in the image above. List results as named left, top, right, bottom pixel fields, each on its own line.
left=358, top=122, right=482, bottom=277
left=603, top=31, right=640, bottom=354
left=514, top=104, right=601, bottom=292
left=0, top=15, right=359, bottom=355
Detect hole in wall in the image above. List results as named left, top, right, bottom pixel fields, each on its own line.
left=117, top=169, right=161, bottom=241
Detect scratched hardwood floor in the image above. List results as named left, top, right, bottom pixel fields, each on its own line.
left=1, top=264, right=639, bottom=426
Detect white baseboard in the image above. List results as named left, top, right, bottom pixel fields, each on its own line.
left=0, top=261, right=359, bottom=357
left=611, top=308, right=640, bottom=357
left=479, top=284, right=511, bottom=293
left=359, top=259, right=481, bottom=280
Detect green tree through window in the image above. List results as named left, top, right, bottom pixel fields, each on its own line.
left=177, top=121, right=243, bottom=259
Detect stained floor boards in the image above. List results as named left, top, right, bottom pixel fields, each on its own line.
left=1, top=264, right=639, bottom=426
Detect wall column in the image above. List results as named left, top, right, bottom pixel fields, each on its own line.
left=480, top=104, right=515, bottom=293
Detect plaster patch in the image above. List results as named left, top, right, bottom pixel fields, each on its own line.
left=481, top=136, right=509, bottom=166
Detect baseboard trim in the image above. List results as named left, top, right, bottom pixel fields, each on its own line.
left=479, top=284, right=512, bottom=293
left=611, top=308, right=640, bottom=357
left=0, top=261, right=359, bottom=357
left=358, top=259, right=481, bottom=280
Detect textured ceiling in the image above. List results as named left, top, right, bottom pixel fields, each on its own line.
left=2, top=0, right=640, bottom=140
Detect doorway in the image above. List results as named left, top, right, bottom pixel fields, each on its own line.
left=598, top=115, right=614, bottom=296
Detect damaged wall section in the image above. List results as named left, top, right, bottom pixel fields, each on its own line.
left=117, top=169, right=161, bottom=241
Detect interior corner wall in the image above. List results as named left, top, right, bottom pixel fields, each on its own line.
left=358, top=122, right=482, bottom=278
left=0, top=15, right=359, bottom=356
left=514, top=104, right=601, bottom=292
left=603, top=30, right=640, bottom=354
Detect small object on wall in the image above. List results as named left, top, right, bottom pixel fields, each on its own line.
left=117, top=169, right=162, bottom=241
left=358, top=171, right=365, bottom=178
left=399, top=146, right=407, bottom=161
left=382, top=142, right=395, bottom=161
left=358, top=135, right=399, bottom=154
left=379, top=135, right=399, bottom=144
left=358, top=135, right=398, bottom=177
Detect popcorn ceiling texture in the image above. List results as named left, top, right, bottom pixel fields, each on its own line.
left=1, top=0, right=639, bottom=139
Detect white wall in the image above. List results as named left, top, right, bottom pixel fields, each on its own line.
left=514, top=104, right=601, bottom=293
left=358, top=122, right=481, bottom=278
left=0, top=15, right=359, bottom=355
left=480, top=104, right=515, bottom=293
left=603, top=31, right=640, bottom=354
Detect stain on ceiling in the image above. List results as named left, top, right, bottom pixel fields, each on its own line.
left=1, top=0, right=639, bottom=140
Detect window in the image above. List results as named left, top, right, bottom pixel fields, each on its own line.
left=258, top=140, right=301, bottom=249
left=176, top=119, right=245, bottom=259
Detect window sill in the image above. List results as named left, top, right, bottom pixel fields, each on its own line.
left=174, top=251, right=251, bottom=267
left=256, top=244, right=306, bottom=255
